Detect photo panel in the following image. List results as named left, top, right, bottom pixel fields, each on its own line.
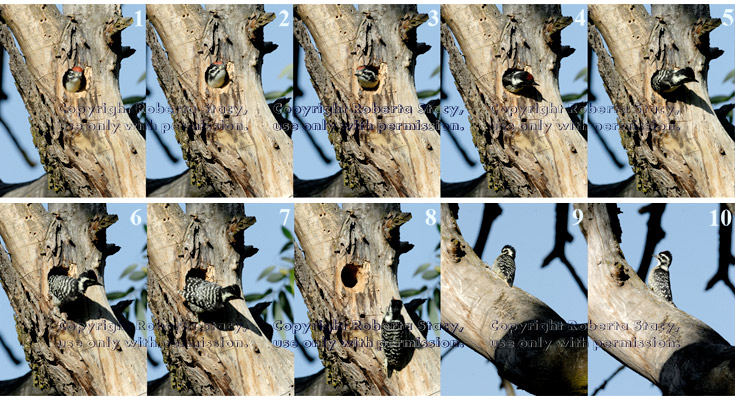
left=586, top=203, right=735, bottom=395
left=146, top=203, right=295, bottom=395
left=146, top=5, right=293, bottom=198
left=148, top=203, right=293, bottom=396
left=588, top=5, right=735, bottom=197
left=292, top=5, right=440, bottom=198
left=440, top=5, right=588, bottom=198
left=441, top=203, right=588, bottom=395
left=0, top=203, right=147, bottom=394
left=0, top=5, right=146, bottom=197
left=293, top=203, right=441, bottom=395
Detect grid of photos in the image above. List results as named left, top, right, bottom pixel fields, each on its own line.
left=0, top=3, right=732, bottom=398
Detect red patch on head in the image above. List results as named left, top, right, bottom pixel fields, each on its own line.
left=72, top=66, right=83, bottom=73
left=213, top=61, right=224, bottom=65
left=524, top=73, right=534, bottom=81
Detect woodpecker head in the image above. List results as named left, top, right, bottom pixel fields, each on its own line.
left=653, top=251, right=673, bottom=271
left=501, top=245, right=516, bottom=259
left=355, top=65, right=379, bottom=90
left=502, top=68, right=538, bottom=94
left=205, top=61, right=229, bottom=89
left=384, top=298, right=403, bottom=322
left=672, top=67, right=697, bottom=86
left=77, top=270, right=102, bottom=293
left=651, top=67, right=698, bottom=94
left=63, top=66, right=86, bottom=93
left=221, top=284, right=242, bottom=303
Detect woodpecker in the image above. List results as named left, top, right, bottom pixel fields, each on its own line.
left=650, top=67, right=697, bottom=94
left=382, top=299, right=407, bottom=378
left=355, top=65, right=379, bottom=90
left=647, top=251, right=674, bottom=305
left=182, top=277, right=241, bottom=315
left=48, top=270, right=101, bottom=307
left=62, top=66, right=86, bottom=93
left=502, top=68, right=538, bottom=94
left=404, top=298, right=428, bottom=339
left=205, top=61, right=229, bottom=89
left=488, top=245, right=516, bottom=287
left=111, top=299, right=136, bottom=339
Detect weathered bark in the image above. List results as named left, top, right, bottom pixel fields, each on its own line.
left=294, top=203, right=440, bottom=395
left=442, top=5, right=587, bottom=197
left=147, top=4, right=292, bottom=198
left=294, top=369, right=355, bottom=396
left=0, top=372, right=59, bottom=395
left=441, top=174, right=513, bottom=197
left=579, top=203, right=735, bottom=395
left=147, top=203, right=293, bottom=395
left=0, top=204, right=145, bottom=395
left=294, top=171, right=370, bottom=198
left=0, top=5, right=145, bottom=197
left=147, top=170, right=218, bottom=198
left=0, top=175, right=71, bottom=197
left=440, top=204, right=587, bottom=395
left=147, top=373, right=194, bottom=396
left=589, top=5, right=735, bottom=197
left=294, top=5, right=440, bottom=198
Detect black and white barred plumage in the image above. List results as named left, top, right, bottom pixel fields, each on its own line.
left=48, top=270, right=100, bottom=306
left=182, top=277, right=241, bottom=315
left=205, top=61, right=228, bottom=88
left=650, top=67, right=697, bottom=94
left=354, top=65, right=379, bottom=90
left=502, top=68, right=538, bottom=94
left=648, top=251, right=674, bottom=305
left=488, top=245, right=516, bottom=287
left=382, top=299, right=407, bottom=378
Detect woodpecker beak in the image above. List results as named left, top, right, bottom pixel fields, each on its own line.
left=354, top=73, right=360, bottom=77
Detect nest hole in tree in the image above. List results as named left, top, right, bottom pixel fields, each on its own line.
left=341, top=263, right=361, bottom=288
left=48, top=266, right=69, bottom=278
left=185, top=268, right=207, bottom=281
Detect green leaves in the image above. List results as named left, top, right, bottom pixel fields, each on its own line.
left=400, top=286, right=427, bottom=298
left=421, top=267, right=440, bottom=280
left=258, top=266, right=276, bottom=281
left=119, top=264, right=139, bottom=279
left=244, top=288, right=273, bottom=302
left=136, top=290, right=147, bottom=339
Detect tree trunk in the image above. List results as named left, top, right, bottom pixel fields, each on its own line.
left=294, top=5, right=440, bottom=198
left=146, top=203, right=293, bottom=395
left=440, top=204, right=587, bottom=395
left=0, top=5, right=145, bottom=197
left=294, top=203, right=440, bottom=395
left=442, top=5, right=587, bottom=197
left=589, top=5, right=735, bottom=197
left=147, top=4, right=292, bottom=198
left=0, top=204, right=145, bottom=395
left=579, top=203, right=735, bottom=395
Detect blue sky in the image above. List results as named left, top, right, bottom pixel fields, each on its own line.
left=146, top=5, right=293, bottom=180
left=0, top=5, right=146, bottom=184
left=441, top=203, right=588, bottom=396
left=441, top=5, right=588, bottom=184
left=588, top=203, right=735, bottom=395
left=293, top=5, right=441, bottom=180
left=589, top=5, right=734, bottom=185
left=0, top=203, right=148, bottom=380
left=293, top=203, right=441, bottom=379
